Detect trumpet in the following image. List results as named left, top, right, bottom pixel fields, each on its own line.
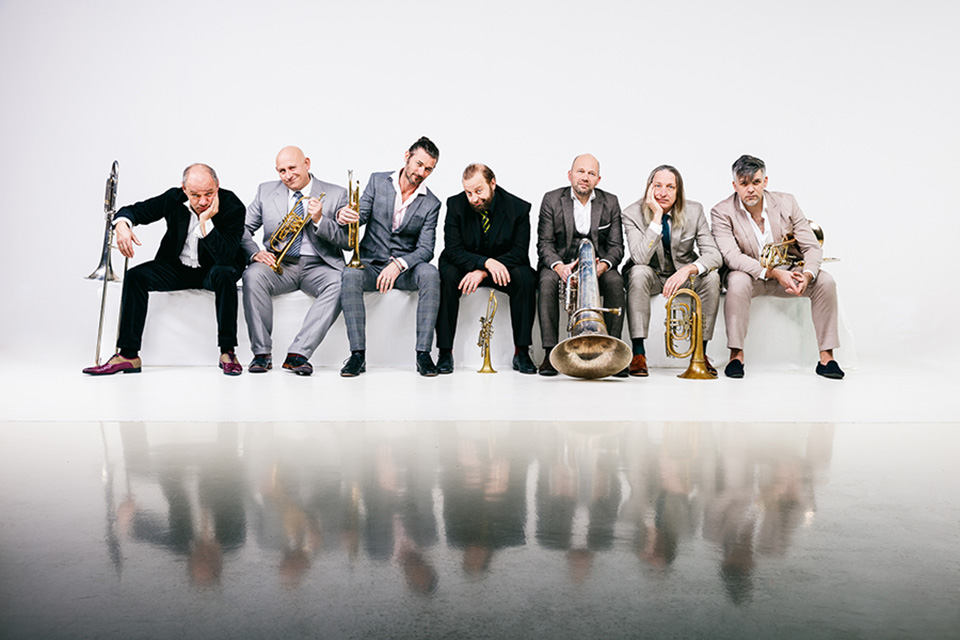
left=550, top=239, right=632, bottom=379
left=760, top=220, right=837, bottom=270
left=268, top=193, right=324, bottom=275
left=87, top=161, right=129, bottom=366
left=665, top=276, right=716, bottom=380
left=346, top=170, right=364, bottom=269
left=477, top=290, right=498, bottom=374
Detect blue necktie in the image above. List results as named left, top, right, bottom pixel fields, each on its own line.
left=288, top=191, right=305, bottom=258
left=662, top=213, right=674, bottom=271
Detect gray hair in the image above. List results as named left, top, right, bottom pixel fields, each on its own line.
left=182, top=163, right=219, bottom=185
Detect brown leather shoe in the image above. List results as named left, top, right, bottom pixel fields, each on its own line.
left=704, top=355, right=717, bottom=377
left=628, top=354, right=648, bottom=377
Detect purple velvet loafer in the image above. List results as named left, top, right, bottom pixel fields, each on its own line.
left=83, top=354, right=142, bottom=376
left=219, top=352, right=243, bottom=376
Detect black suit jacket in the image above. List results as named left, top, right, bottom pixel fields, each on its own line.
left=115, top=187, right=246, bottom=271
left=439, top=186, right=532, bottom=272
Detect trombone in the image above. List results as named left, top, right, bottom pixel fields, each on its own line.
left=664, top=275, right=716, bottom=380
left=346, top=169, right=363, bottom=268
left=87, top=161, right=128, bottom=366
left=267, top=193, right=324, bottom=275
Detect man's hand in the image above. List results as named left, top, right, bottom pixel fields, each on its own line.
left=771, top=268, right=804, bottom=295
left=376, top=261, right=402, bottom=293
left=307, top=197, right=323, bottom=224
left=596, top=260, right=609, bottom=277
left=792, top=271, right=812, bottom=295
left=485, top=258, right=510, bottom=286
left=115, top=220, right=140, bottom=258
left=554, top=259, right=578, bottom=283
left=459, top=270, right=487, bottom=295
left=644, top=183, right=663, bottom=223
left=663, top=265, right=697, bottom=299
left=199, top=194, right=220, bottom=224
left=252, top=250, right=277, bottom=268
left=337, top=206, right=359, bottom=225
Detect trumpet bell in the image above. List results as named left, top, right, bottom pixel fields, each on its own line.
left=550, top=333, right=632, bottom=380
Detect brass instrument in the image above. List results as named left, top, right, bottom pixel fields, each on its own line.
left=346, top=170, right=364, bottom=269
left=760, top=220, right=837, bottom=270
left=268, top=193, right=324, bottom=275
left=551, top=239, right=632, bottom=379
left=477, top=290, right=498, bottom=374
left=87, top=161, right=129, bottom=366
left=665, top=276, right=716, bottom=380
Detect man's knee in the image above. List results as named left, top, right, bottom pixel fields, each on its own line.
left=724, top=271, right=753, bottom=300
left=414, top=263, right=440, bottom=291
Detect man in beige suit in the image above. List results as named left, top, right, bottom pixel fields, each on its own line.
left=622, top=165, right=721, bottom=377
left=710, top=155, right=843, bottom=379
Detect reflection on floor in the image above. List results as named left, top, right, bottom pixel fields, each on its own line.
left=1, top=421, right=958, bottom=639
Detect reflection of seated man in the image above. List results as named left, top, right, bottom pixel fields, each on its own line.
left=621, top=165, right=721, bottom=377
left=436, top=164, right=535, bottom=374
left=241, top=146, right=348, bottom=376
left=83, top=164, right=246, bottom=376
left=711, top=154, right=843, bottom=379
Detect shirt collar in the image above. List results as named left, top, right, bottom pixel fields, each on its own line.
left=287, top=177, right=313, bottom=198
left=392, top=169, right=428, bottom=202
left=571, top=188, right=597, bottom=205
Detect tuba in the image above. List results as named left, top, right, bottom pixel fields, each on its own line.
left=345, top=170, right=364, bottom=269
left=268, top=193, right=324, bottom=275
left=760, top=220, right=835, bottom=270
left=477, top=290, right=498, bottom=374
left=550, top=239, right=632, bottom=379
left=87, top=161, right=129, bottom=366
left=665, top=276, right=716, bottom=380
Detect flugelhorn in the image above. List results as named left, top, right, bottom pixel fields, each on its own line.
left=88, top=161, right=129, bottom=366
left=550, top=239, right=632, bottom=379
left=346, top=170, right=364, bottom=269
left=760, top=220, right=837, bottom=270
left=268, top=193, right=324, bottom=275
left=665, top=275, right=716, bottom=380
left=477, top=290, right=498, bottom=374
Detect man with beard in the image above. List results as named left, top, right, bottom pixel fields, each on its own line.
left=435, top=163, right=535, bottom=374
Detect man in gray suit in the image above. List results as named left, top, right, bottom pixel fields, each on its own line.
left=536, top=153, right=626, bottom=377
left=711, top=154, right=843, bottom=379
left=621, top=165, right=721, bottom=377
left=335, top=137, right=442, bottom=377
left=241, top=146, right=349, bottom=376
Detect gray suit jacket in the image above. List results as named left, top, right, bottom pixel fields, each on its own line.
left=242, top=175, right=349, bottom=270
left=536, top=187, right=624, bottom=270
left=355, top=171, right=440, bottom=269
left=621, top=199, right=721, bottom=274
left=710, top=190, right=822, bottom=280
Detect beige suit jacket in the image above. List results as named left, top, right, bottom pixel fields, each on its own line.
left=621, top=199, right=721, bottom=274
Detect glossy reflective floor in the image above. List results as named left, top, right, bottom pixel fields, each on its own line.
left=2, top=420, right=959, bottom=639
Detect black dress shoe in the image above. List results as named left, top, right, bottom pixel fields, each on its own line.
left=436, top=352, right=454, bottom=374
left=538, top=357, right=558, bottom=376
left=340, top=352, right=366, bottom=377
left=249, top=354, right=272, bottom=373
left=816, top=360, right=845, bottom=379
left=724, top=359, right=744, bottom=379
left=613, top=366, right=629, bottom=378
left=513, top=351, right=537, bottom=374
left=417, top=352, right=439, bottom=377
left=282, top=353, right=313, bottom=376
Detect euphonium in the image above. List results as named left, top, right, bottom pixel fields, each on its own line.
left=665, top=276, right=716, bottom=380
left=760, top=220, right=831, bottom=270
left=550, top=239, right=632, bottom=379
left=477, top=290, right=498, bottom=374
left=268, top=193, right=324, bottom=275
left=346, top=170, right=364, bottom=269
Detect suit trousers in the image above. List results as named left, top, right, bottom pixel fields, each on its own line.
left=242, top=257, right=342, bottom=359
left=436, top=263, right=536, bottom=350
left=340, top=262, right=440, bottom=352
left=117, top=260, right=242, bottom=352
left=538, top=266, right=624, bottom=349
left=624, top=265, right=720, bottom=341
left=723, top=269, right=840, bottom=352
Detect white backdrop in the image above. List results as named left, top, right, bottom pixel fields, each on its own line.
left=1, top=0, right=957, bottom=366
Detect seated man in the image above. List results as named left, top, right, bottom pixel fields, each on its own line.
left=436, top=163, right=535, bottom=374
left=241, top=146, right=349, bottom=376
left=83, top=163, right=246, bottom=376
left=621, top=165, right=721, bottom=376
left=335, top=137, right=442, bottom=377
left=536, top=153, right=626, bottom=376
left=710, top=154, right=843, bottom=379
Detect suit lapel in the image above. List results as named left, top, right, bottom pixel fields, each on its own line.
left=589, top=192, right=601, bottom=245
left=396, top=194, right=424, bottom=232
left=734, top=200, right=758, bottom=259
left=486, top=191, right=508, bottom=245
left=766, top=195, right=785, bottom=241
left=561, top=188, right=575, bottom=253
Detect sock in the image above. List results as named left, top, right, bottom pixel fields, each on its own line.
left=439, top=348, right=452, bottom=356
left=119, top=348, right=138, bottom=359
left=632, top=338, right=645, bottom=356
left=515, top=346, right=528, bottom=356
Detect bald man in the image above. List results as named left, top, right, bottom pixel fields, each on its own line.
left=536, top=154, right=626, bottom=376
left=83, top=163, right=247, bottom=376
left=241, top=146, right=349, bottom=375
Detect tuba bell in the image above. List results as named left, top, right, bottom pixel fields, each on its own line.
left=550, top=239, right=632, bottom=379
left=665, top=276, right=716, bottom=380
left=477, top=290, right=498, bottom=374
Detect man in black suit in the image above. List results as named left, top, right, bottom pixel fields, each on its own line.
left=436, top=163, right=536, bottom=374
left=83, top=163, right=247, bottom=376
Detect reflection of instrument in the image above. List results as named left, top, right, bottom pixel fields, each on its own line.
left=346, top=170, right=364, bottom=269
left=551, top=239, right=632, bottom=379
left=477, top=290, right=498, bottom=374
left=268, top=193, right=324, bottom=275
left=665, top=276, right=716, bottom=380
left=760, top=220, right=838, bottom=269
left=87, top=161, right=129, bottom=366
